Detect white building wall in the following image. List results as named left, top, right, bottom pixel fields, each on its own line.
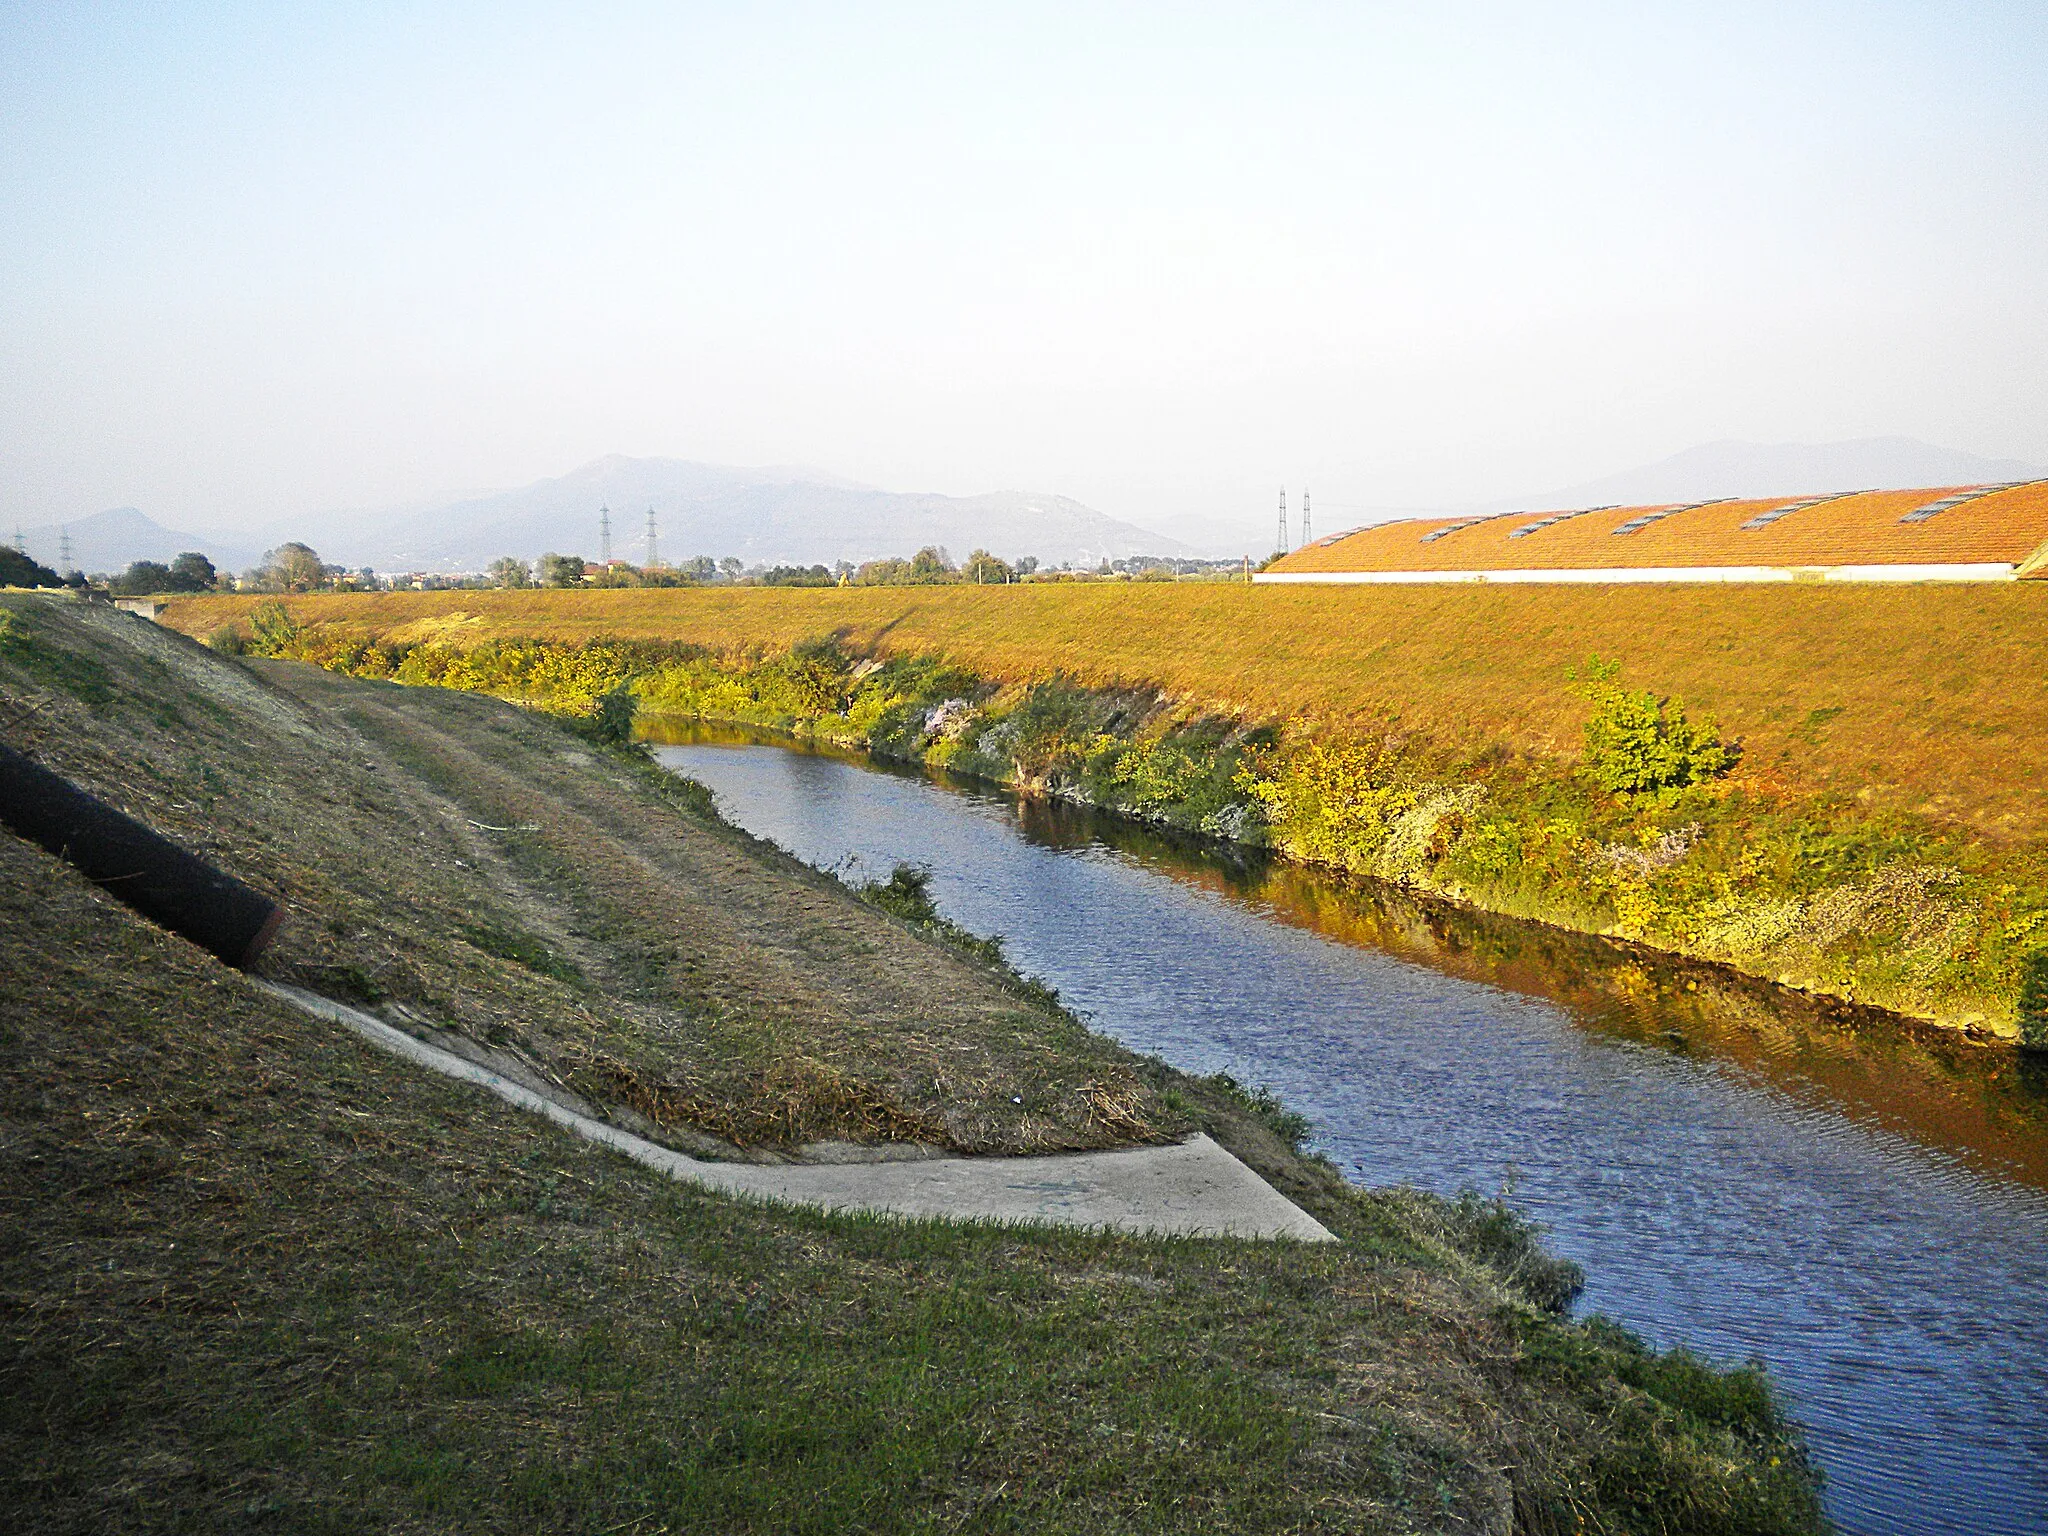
left=1254, top=563, right=2018, bottom=586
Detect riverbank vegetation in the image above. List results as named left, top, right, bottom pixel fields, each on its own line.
left=157, top=582, right=2048, bottom=836
left=2, top=594, right=1829, bottom=1532
left=164, top=584, right=2048, bottom=1037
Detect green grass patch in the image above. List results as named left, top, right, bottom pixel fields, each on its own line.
left=460, top=921, right=583, bottom=982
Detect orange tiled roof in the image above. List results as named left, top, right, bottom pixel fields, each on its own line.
left=1271, top=482, right=2048, bottom=577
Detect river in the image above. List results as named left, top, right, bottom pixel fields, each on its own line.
left=651, top=727, right=2048, bottom=1536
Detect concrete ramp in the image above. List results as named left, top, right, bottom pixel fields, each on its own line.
left=264, top=983, right=1336, bottom=1243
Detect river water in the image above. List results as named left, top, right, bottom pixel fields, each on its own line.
left=652, top=728, right=2048, bottom=1536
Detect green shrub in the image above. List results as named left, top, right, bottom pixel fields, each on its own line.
left=592, top=686, right=638, bottom=746
left=247, top=601, right=302, bottom=655
left=855, top=862, right=1043, bottom=985
left=988, top=677, right=1100, bottom=780
left=2019, top=950, right=2048, bottom=1052
left=858, top=862, right=943, bottom=924
left=1236, top=739, right=1416, bottom=870
left=1515, top=1315, right=1824, bottom=1534
left=1437, top=1188, right=1585, bottom=1315
left=1573, top=656, right=1735, bottom=797
left=1091, top=730, right=1257, bottom=833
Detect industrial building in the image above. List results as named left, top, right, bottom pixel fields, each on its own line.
left=1256, top=481, right=2048, bottom=584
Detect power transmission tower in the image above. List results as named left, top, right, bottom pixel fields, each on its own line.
left=1276, top=488, right=1288, bottom=553
left=644, top=507, right=658, bottom=569
left=599, top=505, right=612, bottom=565
left=1301, top=487, right=1311, bottom=546
left=59, top=526, right=74, bottom=573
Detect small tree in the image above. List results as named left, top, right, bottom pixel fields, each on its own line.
left=112, top=560, right=173, bottom=595
left=1572, top=657, right=1735, bottom=797
left=488, top=556, right=532, bottom=589
left=261, top=542, right=327, bottom=593
left=537, top=552, right=587, bottom=587
left=908, top=546, right=955, bottom=583
left=855, top=556, right=910, bottom=585
left=168, top=551, right=216, bottom=591
left=964, top=549, right=1014, bottom=584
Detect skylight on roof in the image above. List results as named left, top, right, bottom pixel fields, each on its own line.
left=1741, top=490, right=1869, bottom=531
left=1419, top=512, right=1518, bottom=544
left=1506, top=505, right=1618, bottom=540
left=1609, top=497, right=1735, bottom=536
left=1898, top=481, right=2044, bottom=524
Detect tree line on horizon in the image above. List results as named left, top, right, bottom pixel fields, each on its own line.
left=46, top=539, right=1236, bottom=597
left=481, top=546, right=1041, bottom=590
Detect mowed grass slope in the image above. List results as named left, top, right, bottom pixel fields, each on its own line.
left=3, top=598, right=1158, bottom=1158
left=168, top=583, right=2048, bottom=839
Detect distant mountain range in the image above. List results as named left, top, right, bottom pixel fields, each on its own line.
left=13, top=507, right=260, bottom=579
left=332, top=457, right=1196, bottom=573
left=1503, top=436, right=2045, bottom=512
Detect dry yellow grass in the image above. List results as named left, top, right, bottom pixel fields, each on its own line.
left=163, top=581, right=2048, bottom=839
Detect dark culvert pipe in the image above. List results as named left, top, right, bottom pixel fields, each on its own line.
left=0, top=741, right=284, bottom=967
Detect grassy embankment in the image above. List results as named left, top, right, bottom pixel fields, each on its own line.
left=163, top=584, right=2048, bottom=1040
left=0, top=594, right=1825, bottom=1533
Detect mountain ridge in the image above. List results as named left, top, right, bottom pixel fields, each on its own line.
left=13, top=507, right=261, bottom=579
left=337, top=455, right=1195, bottom=571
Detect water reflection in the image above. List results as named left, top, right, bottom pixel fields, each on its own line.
left=646, top=721, right=2048, bottom=1536
left=1040, top=797, right=2048, bottom=1194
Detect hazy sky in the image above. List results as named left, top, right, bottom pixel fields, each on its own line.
left=4, top=2, right=2045, bottom=541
